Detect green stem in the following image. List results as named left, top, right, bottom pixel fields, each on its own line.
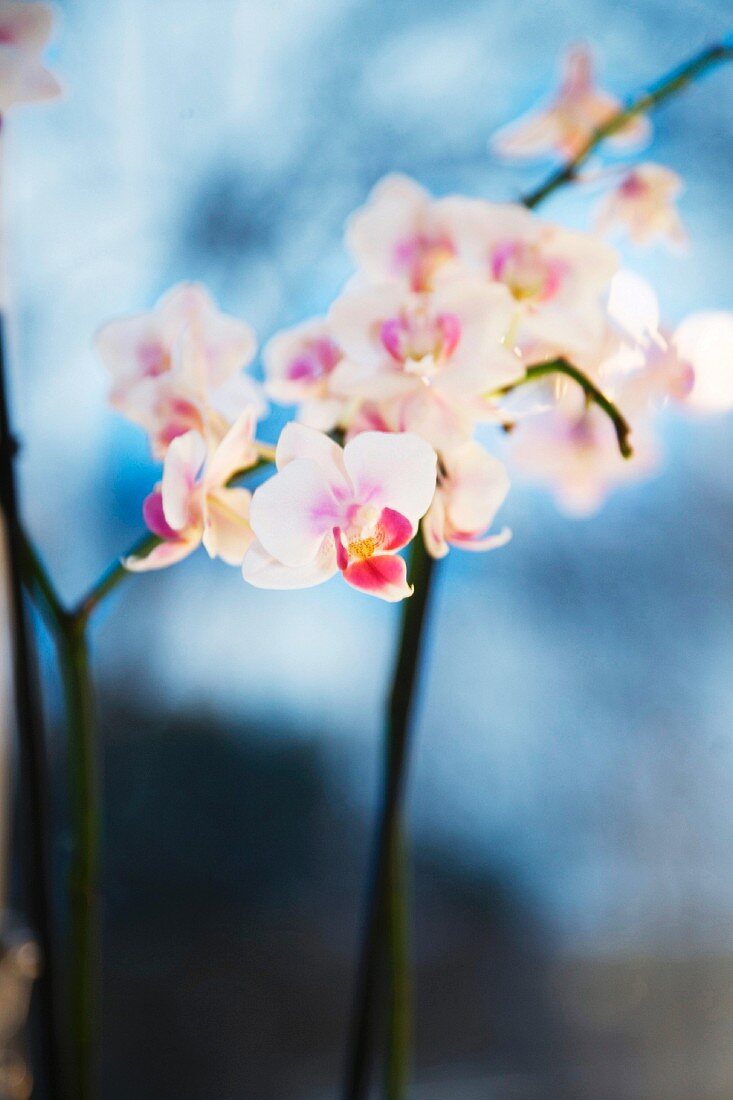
left=522, top=41, right=733, bottom=209
left=20, top=533, right=99, bottom=1099
left=72, top=531, right=160, bottom=625
left=343, top=538, right=435, bottom=1100
left=58, top=615, right=98, bottom=1100
left=384, top=823, right=411, bottom=1100
left=494, top=357, right=634, bottom=459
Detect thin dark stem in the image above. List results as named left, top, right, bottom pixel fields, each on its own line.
left=57, top=616, right=98, bottom=1100
left=495, top=357, right=634, bottom=459
left=522, top=41, right=733, bottom=209
left=384, top=823, right=411, bottom=1100
left=342, top=538, right=435, bottom=1100
left=0, top=316, right=61, bottom=1097
left=72, top=531, right=159, bottom=625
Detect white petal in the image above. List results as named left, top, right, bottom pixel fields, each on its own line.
left=328, top=282, right=407, bottom=368
left=345, top=174, right=430, bottom=280
left=674, top=311, right=733, bottom=413
left=205, top=407, right=258, bottom=488
left=446, top=442, right=510, bottom=532
left=161, top=430, right=206, bottom=531
left=421, top=496, right=449, bottom=559
left=343, top=431, right=437, bottom=524
left=607, top=269, right=661, bottom=345
left=242, top=536, right=337, bottom=589
left=275, top=421, right=349, bottom=485
left=249, top=458, right=341, bottom=567
left=202, top=487, right=254, bottom=565
left=124, top=536, right=199, bottom=572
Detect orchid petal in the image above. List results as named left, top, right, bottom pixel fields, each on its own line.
left=342, top=554, right=413, bottom=602
left=204, top=407, right=258, bottom=489
left=378, top=507, right=414, bottom=552
left=342, top=431, right=437, bottom=525
left=275, top=421, right=350, bottom=486
left=161, top=430, right=206, bottom=532
left=202, top=487, right=254, bottom=565
left=124, top=536, right=199, bottom=572
left=249, top=457, right=341, bottom=567
left=242, top=535, right=338, bottom=590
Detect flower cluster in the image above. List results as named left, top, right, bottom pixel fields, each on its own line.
left=101, top=46, right=733, bottom=599
left=97, top=284, right=267, bottom=571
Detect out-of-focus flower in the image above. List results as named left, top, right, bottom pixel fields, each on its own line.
left=492, top=44, right=650, bottom=160
left=0, top=1, right=61, bottom=113
left=263, top=318, right=347, bottom=431
left=673, top=311, right=733, bottom=413
left=97, top=282, right=265, bottom=457
left=328, top=276, right=522, bottom=410
left=346, top=174, right=466, bottom=292
left=448, top=202, right=618, bottom=355
left=243, top=424, right=437, bottom=601
left=596, top=163, right=686, bottom=248
left=509, top=395, right=659, bottom=516
left=126, top=409, right=258, bottom=571
left=604, top=269, right=692, bottom=403
left=422, top=441, right=512, bottom=558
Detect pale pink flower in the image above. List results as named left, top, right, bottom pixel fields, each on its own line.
left=97, top=282, right=265, bottom=457
left=606, top=270, right=694, bottom=405
left=509, top=398, right=659, bottom=516
left=673, top=311, right=733, bottom=413
left=422, top=441, right=512, bottom=558
left=596, top=163, right=686, bottom=248
left=263, top=318, right=347, bottom=431
left=0, top=2, right=61, bottom=113
left=346, top=174, right=471, bottom=291
left=126, top=409, right=259, bottom=571
left=446, top=201, right=618, bottom=355
left=492, top=44, right=650, bottom=160
left=507, top=302, right=669, bottom=516
left=242, top=424, right=437, bottom=601
left=328, top=277, right=522, bottom=408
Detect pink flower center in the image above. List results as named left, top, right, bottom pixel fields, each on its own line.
left=286, top=336, right=341, bottom=384
left=380, top=309, right=461, bottom=373
left=0, top=25, right=17, bottom=45
left=392, top=233, right=456, bottom=292
left=137, top=341, right=171, bottom=378
left=618, top=172, right=647, bottom=199
left=491, top=241, right=566, bottom=302
left=333, top=505, right=412, bottom=570
left=155, top=396, right=203, bottom=451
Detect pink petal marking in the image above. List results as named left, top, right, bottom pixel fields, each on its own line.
left=393, top=233, right=456, bottom=292
left=619, top=171, right=646, bottom=198
left=377, top=507, right=413, bottom=552
left=287, top=336, right=341, bottom=382
left=381, top=317, right=406, bottom=362
left=333, top=526, right=349, bottom=571
left=435, top=312, right=461, bottom=358
left=142, top=490, right=179, bottom=540
left=490, top=241, right=517, bottom=282
left=137, top=341, right=171, bottom=377
left=342, top=554, right=413, bottom=602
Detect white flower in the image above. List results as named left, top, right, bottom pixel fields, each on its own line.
left=422, top=441, right=512, bottom=557
left=243, top=424, right=437, bottom=601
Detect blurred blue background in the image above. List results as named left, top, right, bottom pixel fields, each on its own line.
left=8, top=0, right=733, bottom=1096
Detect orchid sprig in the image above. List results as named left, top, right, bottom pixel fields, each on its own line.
left=6, top=21, right=733, bottom=1100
